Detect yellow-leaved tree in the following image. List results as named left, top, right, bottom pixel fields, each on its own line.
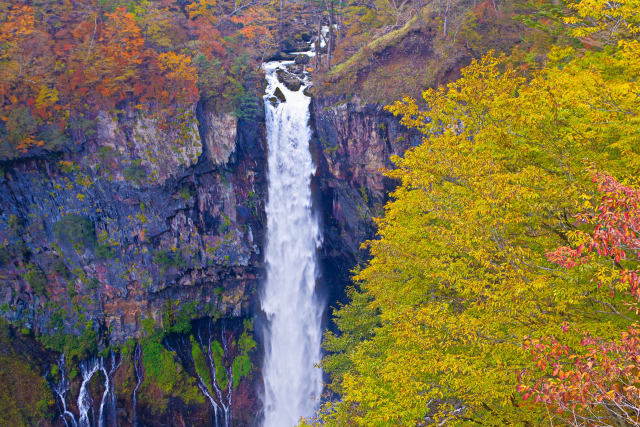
left=314, top=0, right=640, bottom=424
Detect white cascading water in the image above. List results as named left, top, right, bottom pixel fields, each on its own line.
left=78, top=358, right=99, bottom=427
left=261, top=58, right=324, bottom=426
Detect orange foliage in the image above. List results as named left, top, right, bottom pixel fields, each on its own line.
left=0, top=5, right=35, bottom=46
left=157, top=52, right=199, bottom=103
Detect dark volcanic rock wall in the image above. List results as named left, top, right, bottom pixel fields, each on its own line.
left=311, top=95, right=421, bottom=305
left=0, top=101, right=267, bottom=343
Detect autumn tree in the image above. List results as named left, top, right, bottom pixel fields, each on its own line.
left=314, top=1, right=640, bottom=424
left=519, top=172, right=640, bottom=425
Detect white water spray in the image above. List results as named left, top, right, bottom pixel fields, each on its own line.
left=261, top=59, right=324, bottom=426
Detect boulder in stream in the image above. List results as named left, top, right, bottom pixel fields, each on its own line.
left=276, top=69, right=302, bottom=92
left=273, top=87, right=286, bottom=103
left=294, top=54, right=310, bottom=65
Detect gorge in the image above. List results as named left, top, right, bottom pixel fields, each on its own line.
left=2, top=0, right=638, bottom=425
left=0, top=1, right=526, bottom=425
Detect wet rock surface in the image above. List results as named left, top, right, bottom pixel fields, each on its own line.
left=274, top=87, right=287, bottom=103
left=294, top=54, right=310, bottom=65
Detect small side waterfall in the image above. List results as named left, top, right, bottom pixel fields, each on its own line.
left=98, top=351, right=120, bottom=427
left=51, top=352, right=119, bottom=427
left=52, top=354, right=78, bottom=427
left=132, top=343, right=143, bottom=427
left=261, top=57, right=324, bottom=425
left=78, top=358, right=99, bottom=427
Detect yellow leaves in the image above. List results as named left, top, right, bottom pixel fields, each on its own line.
left=328, top=32, right=640, bottom=424
left=157, top=52, right=197, bottom=84
left=565, top=0, right=640, bottom=40
left=35, top=86, right=59, bottom=110
left=618, top=39, right=640, bottom=75
left=546, top=45, right=575, bottom=66
left=186, top=0, right=218, bottom=20
left=155, top=52, right=199, bottom=104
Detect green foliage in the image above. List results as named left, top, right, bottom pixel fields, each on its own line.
left=322, top=286, right=379, bottom=394
left=191, top=335, right=212, bottom=386
left=68, top=116, right=97, bottom=137
left=238, top=318, right=257, bottom=354
left=153, top=249, right=188, bottom=270
left=178, top=186, right=193, bottom=201
left=25, top=263, right=47, bottom=296
left=141, top=338, right=179, bottom=393
left=226, top=54, right=261, bottom=120
left=123, top=163, right=147, bottom=185
left=162, top=300, right=196, bottom=334
left=139, top=331, right=204, bottom=413
left=39, top=320, right=99, bottom=361
left=95, top=243, right=115, bottom=259
left=195, top=54, right=226, bottom=100
left=195, top=51, right=262, bottom=120
left=66, top=282, right=77, bottom=299
left=211, top=339, right=228, bottom=390
left=231, top=354, right=251, bottom=390
left=52, top=214, right=95, bottom=249
left=97, top=146, right=118, bottom=163
left=53, top=258, right=71, bottom=278
left=218, top=213, right=231, bottom=234
left=142, top=317, right=156, bottom=336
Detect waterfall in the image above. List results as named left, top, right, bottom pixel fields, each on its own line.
left=192, top=320, right=232, bottom=427
left=52, top=354, right=78, bottom=427
left=132, top=343, right=143, bottom=427
left=261, top=57, right=324, bottom=426
left=98, top=350, right=119, bottom=427
left=51, top=353, right=119, bottom=427
left=78, top=358, right=99, bottom=427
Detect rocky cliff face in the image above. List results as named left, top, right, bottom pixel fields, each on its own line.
left=311, top=95, right=421, bottom=304
left=0, top=100, right=267, bottom=425
left=0, top=101, right=266, bottom=343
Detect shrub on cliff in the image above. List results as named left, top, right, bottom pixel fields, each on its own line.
left=52, top=214, right=95, bottom=250
left=25, top=263, right=47, bottom=296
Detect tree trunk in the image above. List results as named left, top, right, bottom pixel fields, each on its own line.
left=279, top=0, right=285, bottom=50
left=327, top=0, right=334, bottom=69
left=443, top=0, right=450, bottom=37
left=315, top=10, right=321, bottom=70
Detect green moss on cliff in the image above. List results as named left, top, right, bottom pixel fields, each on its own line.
left=38, top=319, right=99, bottom=361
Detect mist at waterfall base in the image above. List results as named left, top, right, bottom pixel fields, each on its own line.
left=259, top=59, right=325, bottom=427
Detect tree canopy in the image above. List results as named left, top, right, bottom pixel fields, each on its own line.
left=316, top=0, right=640, bottom=424
left=0, top=0, right=279, bottom=158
